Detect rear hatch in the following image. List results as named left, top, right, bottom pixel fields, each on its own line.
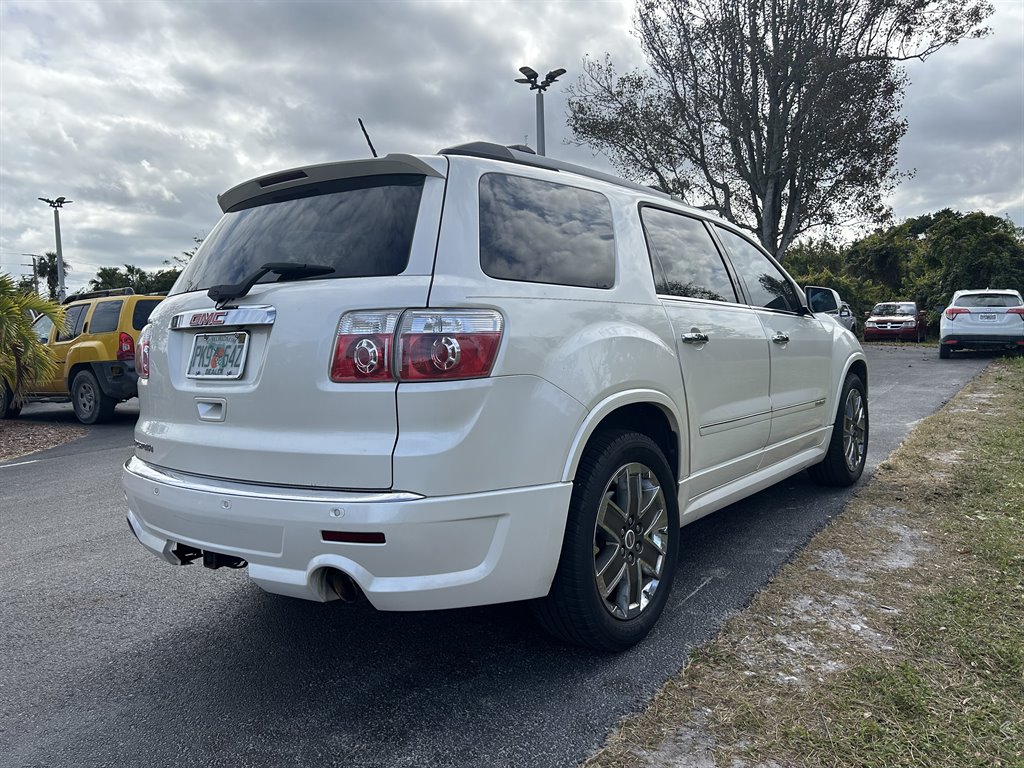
left=949, top=293, right=1024, bottom=336
left=135, top=155, right=447, bottom=490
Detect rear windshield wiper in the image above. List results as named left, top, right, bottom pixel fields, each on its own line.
left=208, top=262, right=335, bottom=304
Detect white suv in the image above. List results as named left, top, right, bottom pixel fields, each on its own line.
left=123, top=143, right=869, bottom=650
left=938, top=288, right=1024, bottom=358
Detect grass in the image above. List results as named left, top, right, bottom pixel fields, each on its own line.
left=584, top=356, right=1024, bottom=768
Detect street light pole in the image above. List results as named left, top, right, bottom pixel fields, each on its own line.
left=38, top=196, right=71, bottom=302
left=514, top=66, right=566, bottom=156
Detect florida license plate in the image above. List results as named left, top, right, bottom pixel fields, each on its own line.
left=187, top=332, right=249, bottom=379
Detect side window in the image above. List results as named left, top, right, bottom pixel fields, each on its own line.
left=88, top=300, right=124, bottom=334
left=57, top=305, right=88, bottom=342
left=479, top=173, right=615, bottom=289
left=32, top=314, right=55, bottom=343
left=641, top=207, right=737, bottom=302
left=715, top=228, right=802, bottom=312
left=132, top=300, right=162, bottom=330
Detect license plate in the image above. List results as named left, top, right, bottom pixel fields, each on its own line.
left=979, top=313, right=997, bottom=322
left=187, top=332, right=249, bottom=379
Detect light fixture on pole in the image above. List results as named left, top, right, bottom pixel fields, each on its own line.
left=38, top=196, right=71, bottom=302
left=514, top=66, right=566, bottom=156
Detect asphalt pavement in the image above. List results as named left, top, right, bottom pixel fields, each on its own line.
left=0, top=345, right=994, bottom=768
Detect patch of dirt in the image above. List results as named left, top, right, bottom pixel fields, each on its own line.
left=0, top=420, right=87, bottom=462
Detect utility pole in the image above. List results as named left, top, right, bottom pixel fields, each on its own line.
left=514, top=66, right=566, bottom=156
left=38, top=196, right=72, bottom=302
left=21, top=253, right=43, bottom=294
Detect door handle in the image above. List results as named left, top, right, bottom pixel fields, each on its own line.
left=681, top=332, right=710, bottom=344
left=772, top=332, right=790, bottom=345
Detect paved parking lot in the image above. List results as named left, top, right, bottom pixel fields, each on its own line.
left=0, top=345, right=994, bottom=768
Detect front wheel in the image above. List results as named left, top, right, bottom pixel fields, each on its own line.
left=71, top=370, right=115, bottom=425
left=809, top=372, right=868, bottom=487
left=532, top=430, right=679, bottom=652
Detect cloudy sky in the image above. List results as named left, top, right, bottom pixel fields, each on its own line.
left=1, top=0, right=1021, bottom=294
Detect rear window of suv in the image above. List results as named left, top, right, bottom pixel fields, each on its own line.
left=954, top=294, right=1022, bottom=307
left=479, top=173, right=615, bottom=289
left=171, top=175, right=425, bottom=295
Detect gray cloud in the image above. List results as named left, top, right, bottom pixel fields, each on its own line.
left=1, top=0, right=1020, bottom=293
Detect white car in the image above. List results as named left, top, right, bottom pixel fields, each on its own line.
left=123, top=142, right=869, bottom=650
left=939, top=288, right=1024, bottom=358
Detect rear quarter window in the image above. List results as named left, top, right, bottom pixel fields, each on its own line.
left=132, top=299, right=162, bottom=329
left=479, top=173, right=615, bottom=289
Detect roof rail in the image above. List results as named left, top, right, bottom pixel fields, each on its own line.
left=438, top=141, right=673, bottom=200
left=62, top=287, right=135, bottom=304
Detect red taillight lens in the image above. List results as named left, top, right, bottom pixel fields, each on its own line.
left=397, top=310, right=503, bottom=381
left=330, top=311, right=401, bottom=382
left=137, top=325, right=151, bottom=378
left=945, top=307, right=971, bottom=320
left=117, top=331, right=135, bottom=361
left=1008, top=307, right=1024, bottom=319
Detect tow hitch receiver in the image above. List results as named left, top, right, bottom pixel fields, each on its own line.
left=202, top=550, right=247, bottom=570
left=172, top=542, right=203, bottom=565
left=169, top=543, right=246, bottom=569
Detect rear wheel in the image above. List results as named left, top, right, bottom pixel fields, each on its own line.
left=1, top=381, right=22, bottom=419
left=532, top=430, right=679, bottom=652
left=809, top=372, right=868, bottom=487
left=938, top=344, right=951, bottom=359
left=71, top=370, right=115, bottom=425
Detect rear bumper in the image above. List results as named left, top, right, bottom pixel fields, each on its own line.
left=94, top=360, right=138, bottom=400
left=940, top=333, right=1024, bottom=351
left=863, top=327, right=917, bottom=341
left=122, top=456, right=571, bottom=611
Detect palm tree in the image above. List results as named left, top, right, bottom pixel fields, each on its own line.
left=0, top=274, right=65, bottom=417
left=34, top=251, right=72, bottom=301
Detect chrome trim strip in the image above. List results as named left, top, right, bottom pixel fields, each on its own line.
left=699, top=410, right=771, bottom=437
left=124, top=456, right=422, bottom=503
left=170, top=306, right=277, bottom=330
left=772, top=399, right=827, bottom=417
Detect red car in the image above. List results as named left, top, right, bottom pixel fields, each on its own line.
left=863, top=301, right=927, bottom=342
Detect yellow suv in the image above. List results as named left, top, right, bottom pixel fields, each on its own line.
left=18, top=289, right=164, bottom=424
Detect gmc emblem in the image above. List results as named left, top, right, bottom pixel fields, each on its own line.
left=190, top=311, right=227, bottom=327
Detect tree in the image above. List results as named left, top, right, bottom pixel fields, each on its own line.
left=0, top=273, right=65, bottom=411
left=568, top=0, right=992, bottom=260
left=88, top=264, right=180, bottom=294
left=34, top=251, right=72, bottom=301
left=165, top=234, right=204, bottom=269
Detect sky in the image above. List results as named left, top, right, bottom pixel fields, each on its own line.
left=1, top=0, right=1021, bottom=295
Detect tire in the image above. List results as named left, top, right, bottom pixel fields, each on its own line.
left=532, top=430, right=679, bottom=652
left=938, top=344, right=951, bottom=359
left=71, top=370, right=115, bottom=425
left=808, top=372, right=868, bottom=487
left=1, top=381, right=22, bottom=419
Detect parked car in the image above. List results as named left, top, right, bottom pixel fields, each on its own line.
left=938, top=289, right=1024, bottom=358
left=4, top=289, right=164, bottom=423
left=863, top=301, right=927, bottom=342
left=122, top=142, right=869, bottom=651
left=805, top=286, right=856, bottom=334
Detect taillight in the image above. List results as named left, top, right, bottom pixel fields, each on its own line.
left=945, top=307, right=970, bottom=320
left=398, top=310, right=503, bottom=381
left=117, top=331, right=135, bottom=361
left=1008, top=307, right=1024, bottom=319
left=329, top=309, right=504, bottom=383
left=330, top=311, right=401, bottom=382
left=138, top=325, right=151, bottom=378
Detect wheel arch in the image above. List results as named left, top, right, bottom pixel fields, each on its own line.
left=561, top=390, right=685, bottom=484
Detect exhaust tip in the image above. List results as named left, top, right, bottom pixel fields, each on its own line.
left=324, top=568, right=362, bottom=604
